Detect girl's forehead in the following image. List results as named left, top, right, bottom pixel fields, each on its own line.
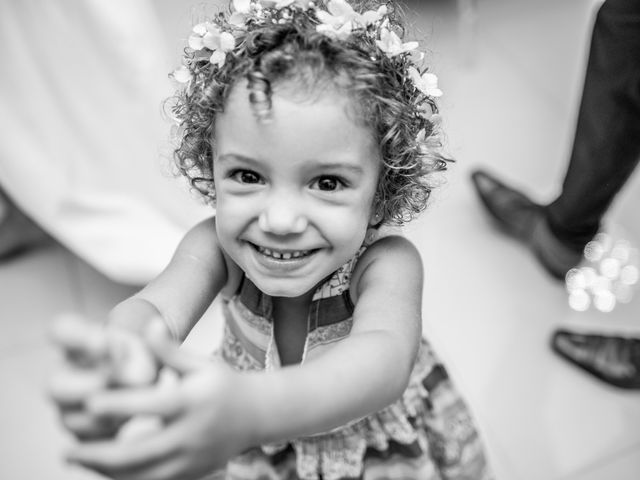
left=215, top=82, right=381, bottom=171
left=220, top=79, right=375, bottom=139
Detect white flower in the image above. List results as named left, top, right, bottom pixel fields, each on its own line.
left=170, top=66, right=192, bottom=84
left=274, top=0, right=310, bottom=7
left=233, top=0, right=252, bottom=13
left=229, top=12, right=247, bottom=27
left=416, top=99, right=442, bottom=123
left=316, top=0, right=386, bottom=29
left=209, top=32, right=235, bottom=67
left=376, top=28, right=418, bottom=57
left=316, top=0, right=366, bottom=40
left=315, top=1, right=388, bottom=39
left=188, top=23, right=235, bottom=67
left=416, top=125, right=444, bottom=157
left=316, top=0, right=359, bottom=25
left=219, top=31, right=236, bottom=50
left=229, top=0, right=253, bottom=27
left=315, top=0, right=361, bottom=40
left=316, top=21, right=353, bottom=40
left=360, top=5, right=387, bottom=25
left=408, top=67, right=443, bottom=97
left=188, top=23, right=209, bottom=50
left=258, top=0, right=310, bottom=9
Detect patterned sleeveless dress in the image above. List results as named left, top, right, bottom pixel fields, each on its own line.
left=210, top=242, right=492, bottom=480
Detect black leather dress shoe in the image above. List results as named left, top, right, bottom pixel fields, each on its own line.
left=551, top=330, right=640, bottom=389
left=471, top=170, right=583, bottom=279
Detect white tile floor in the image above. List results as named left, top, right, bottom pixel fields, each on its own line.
left=1, top=1, right=639, bottom=479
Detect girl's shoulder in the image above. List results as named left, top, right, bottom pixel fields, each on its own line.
left=174, top=215, right=220, bottom=261
left=174, top=215, right=231, bottom=280
left=191, top=216, right=243, bottom=297
left=180, top=216, right=244, bottom=297
left=349, top=233, right=423, bottom=305
left=181, top=215, right=218, bottom=243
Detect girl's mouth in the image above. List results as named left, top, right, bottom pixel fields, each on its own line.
left=251, top=243, right=317, bottom=260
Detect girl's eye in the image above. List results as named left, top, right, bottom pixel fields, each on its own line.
left=313, top=176, right=344, bottom=192
left=231, top=170, right=262, bottom=184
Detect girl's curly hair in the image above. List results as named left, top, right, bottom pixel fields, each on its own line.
left=169, top=0, right=450, bottom=225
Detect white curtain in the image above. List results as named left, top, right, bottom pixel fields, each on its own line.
left=0, top=0, right=211, bottom=284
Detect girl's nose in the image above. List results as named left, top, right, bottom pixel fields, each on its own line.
left=258, top=196, right=307, bottom=235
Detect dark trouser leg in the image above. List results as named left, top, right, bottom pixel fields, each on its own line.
left=545, top=0, right=640, bottom=251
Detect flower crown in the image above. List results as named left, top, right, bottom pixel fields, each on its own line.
left=169, top=0, right=449, bottom=225
left=171, top=0, right=442, bottom=118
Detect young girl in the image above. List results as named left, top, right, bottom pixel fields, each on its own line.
left=50, top=1, right=492, bottom=479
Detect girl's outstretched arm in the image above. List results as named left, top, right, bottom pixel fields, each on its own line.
left=108, top=216, right=227, bottom=341
left=64, top=235, right=423, bottom=480
left=49, top=216, right=227, bottom=441
left=250, top=234, right=423, bottom=441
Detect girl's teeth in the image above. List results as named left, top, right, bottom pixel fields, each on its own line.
left=258, top=246, right=309, bottom=259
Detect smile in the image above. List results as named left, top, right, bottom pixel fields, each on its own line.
left=252, top=243, right=317, bottom=260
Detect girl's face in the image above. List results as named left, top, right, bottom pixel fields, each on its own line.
left=213, top=82, right=381, bottom=298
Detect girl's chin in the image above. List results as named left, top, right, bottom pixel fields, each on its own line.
left=250, top=279, right=316, bottom=299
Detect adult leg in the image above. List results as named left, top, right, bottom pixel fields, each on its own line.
left=471, top=0, right=640, bottom=278
left=546, top=0, right=640, bottom=251
left=547, top=1, right=640, bottom=390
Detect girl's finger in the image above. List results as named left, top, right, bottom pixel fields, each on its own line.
left=66, top=423, right=177, bottom=474
left=90, top=452, right=186, bottom=480
left=50, top=314, right=108, bottom=366
left=106, top=328, right=159, bottom=387
left=145, top=321, right=209, bottom=375
left=86, top=373, right=183, bottom=419
left=60, top=410, right=122, bottom=440
left=48, top=366, right=109, bottom=407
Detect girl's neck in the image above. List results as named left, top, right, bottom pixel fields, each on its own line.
left=271, top=289, right=315, bottom=309
left=271, top=290, right=316, bottom=366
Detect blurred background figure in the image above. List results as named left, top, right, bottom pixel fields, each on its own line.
left=0, top=187, right=51, bottom=260
left=471, top=0, right=640, bottom=390
left=0, top=0, right=210, bottom=285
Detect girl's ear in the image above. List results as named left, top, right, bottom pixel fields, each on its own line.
left=368, top=202, right=384, bottom=227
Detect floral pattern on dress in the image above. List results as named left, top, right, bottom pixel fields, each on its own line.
left=312, top=247, right=365, bottom=301
left=220, top=323, right=263, bottom=371
left=306, top=319, right=353, bottom=347
left=228, top=300, right=273, bottom=335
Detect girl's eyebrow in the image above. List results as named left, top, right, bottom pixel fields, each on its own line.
left=219, top=153, right=365, bottom=174
left=217, top=153, right=260, bottom=165
left=312, top=161, right=364, bottom=175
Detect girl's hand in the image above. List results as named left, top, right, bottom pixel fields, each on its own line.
left=49, top=314, right=160, bottom=440
left=66, top=325, right=254, bottom=480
